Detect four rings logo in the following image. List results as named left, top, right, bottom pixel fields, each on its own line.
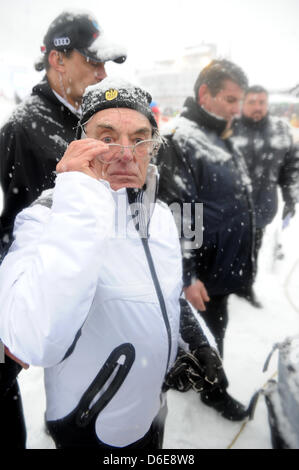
left=54, top=37, right=71, bottom=47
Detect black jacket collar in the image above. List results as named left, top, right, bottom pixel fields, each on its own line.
left=181, top=97, right=227, bottom=136
left=32, top=75, right=81, bottom=118
left=32, top=75, right=61, bottom=106
left=239, top=113, right=269, bottom=130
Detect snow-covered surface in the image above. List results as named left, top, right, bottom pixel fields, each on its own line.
left=174, top=116, right=231, bottom=164
left=1, top=98, right=299, bottom=449
left=85, top=32, right=127, bottom=63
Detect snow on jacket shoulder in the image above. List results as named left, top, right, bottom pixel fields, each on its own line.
left=0, top=76, right=79, bottom=244
left=0, top=168, right=183, bottom=447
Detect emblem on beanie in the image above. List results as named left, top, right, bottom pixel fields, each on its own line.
left=105, top=89, right=118, bottom=101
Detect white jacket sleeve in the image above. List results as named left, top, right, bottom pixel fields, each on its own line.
left=0, top=172, right=115, bottom=367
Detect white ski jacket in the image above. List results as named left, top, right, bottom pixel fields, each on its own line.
left=0, top=166, right=183, bottom=447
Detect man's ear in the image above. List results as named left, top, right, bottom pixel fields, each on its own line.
left=48, top=50, right=65, bottom=72
left=198, top=84, right=209, bottom=106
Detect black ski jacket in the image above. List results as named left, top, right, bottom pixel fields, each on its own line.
left=232, top=114, right=299, bottom=228
left=156, top=98, right=256, bottom=296
left=0, top=76, right=79, bottom=245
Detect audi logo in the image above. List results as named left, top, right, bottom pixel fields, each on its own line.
left=54, top=37, right=71, bottom=47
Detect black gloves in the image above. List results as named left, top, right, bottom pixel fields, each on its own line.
left=164, top=297, right=228, bottom=393
left=179, top=298, right=209, bottom=350
left=164, top=345, right=228, bottom=393
left=192, top=345, right=228, bottom=390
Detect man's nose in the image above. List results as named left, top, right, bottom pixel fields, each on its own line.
left=121, top=145, right=134, bottom=162
left=95, top=63, right=107, bottom=81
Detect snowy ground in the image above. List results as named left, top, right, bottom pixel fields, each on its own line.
left=1, top=97, right=299, bottom=450
left=163, top=210, right=299, bottom=449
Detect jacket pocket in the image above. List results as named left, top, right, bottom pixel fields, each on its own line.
left=76, top=343, right=135, bottom=428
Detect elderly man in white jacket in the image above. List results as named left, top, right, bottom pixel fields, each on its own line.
left=0, top=78, right=226, bottom=449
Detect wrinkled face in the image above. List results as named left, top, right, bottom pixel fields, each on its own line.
left=62, top=51, right=107, bottom=108
left=84, top=108, right=153, bottom=190
left=242, top=92, right=268, bottom=121
left=199, top=79, right=245, bottom=125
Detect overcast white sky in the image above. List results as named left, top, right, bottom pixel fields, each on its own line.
left=1, top=0, right=299, bottom=96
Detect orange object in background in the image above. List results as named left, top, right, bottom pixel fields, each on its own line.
left=290, top=113, right=299, bottom=128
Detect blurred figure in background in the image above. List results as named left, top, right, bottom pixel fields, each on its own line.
left=232, top=85, right=299, bottom=305
left=0, top=9, right=126, bottom=449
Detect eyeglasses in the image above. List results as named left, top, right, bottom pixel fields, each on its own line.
left=99, top=140, right=160, bottom=164
left=81, top=129, right=160, bottom=164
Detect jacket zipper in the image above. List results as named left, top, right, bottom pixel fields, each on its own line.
left=126, top=187, right=172, bottom=374
left=141, top=237, right=172, bottom=374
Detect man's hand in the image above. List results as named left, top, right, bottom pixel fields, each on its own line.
left=56, top=139, right=110, bottom=180
left=183, top=280, right=210, bottom=311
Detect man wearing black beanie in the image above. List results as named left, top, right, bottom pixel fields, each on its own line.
left=0, top=78, right=227, bottom=449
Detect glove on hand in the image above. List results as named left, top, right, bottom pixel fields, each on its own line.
left=192, top=345, right=228, bottom=390
left=163, top=346, right=228, bottom=393
left=163, top=349, right=202, bottom=392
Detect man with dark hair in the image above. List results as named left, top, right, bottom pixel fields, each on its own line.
left=156, top=59, right=254, bottom=421
left=232, top=85, right=299, bottom=304
left=193, top=58, right=249, bottom=109
left=0, top=10, right=126, bottom=448
left=0, top=10, right=126, bottom=249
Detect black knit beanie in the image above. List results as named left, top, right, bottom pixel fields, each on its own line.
left=77, top=78, right=157, bottom=139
